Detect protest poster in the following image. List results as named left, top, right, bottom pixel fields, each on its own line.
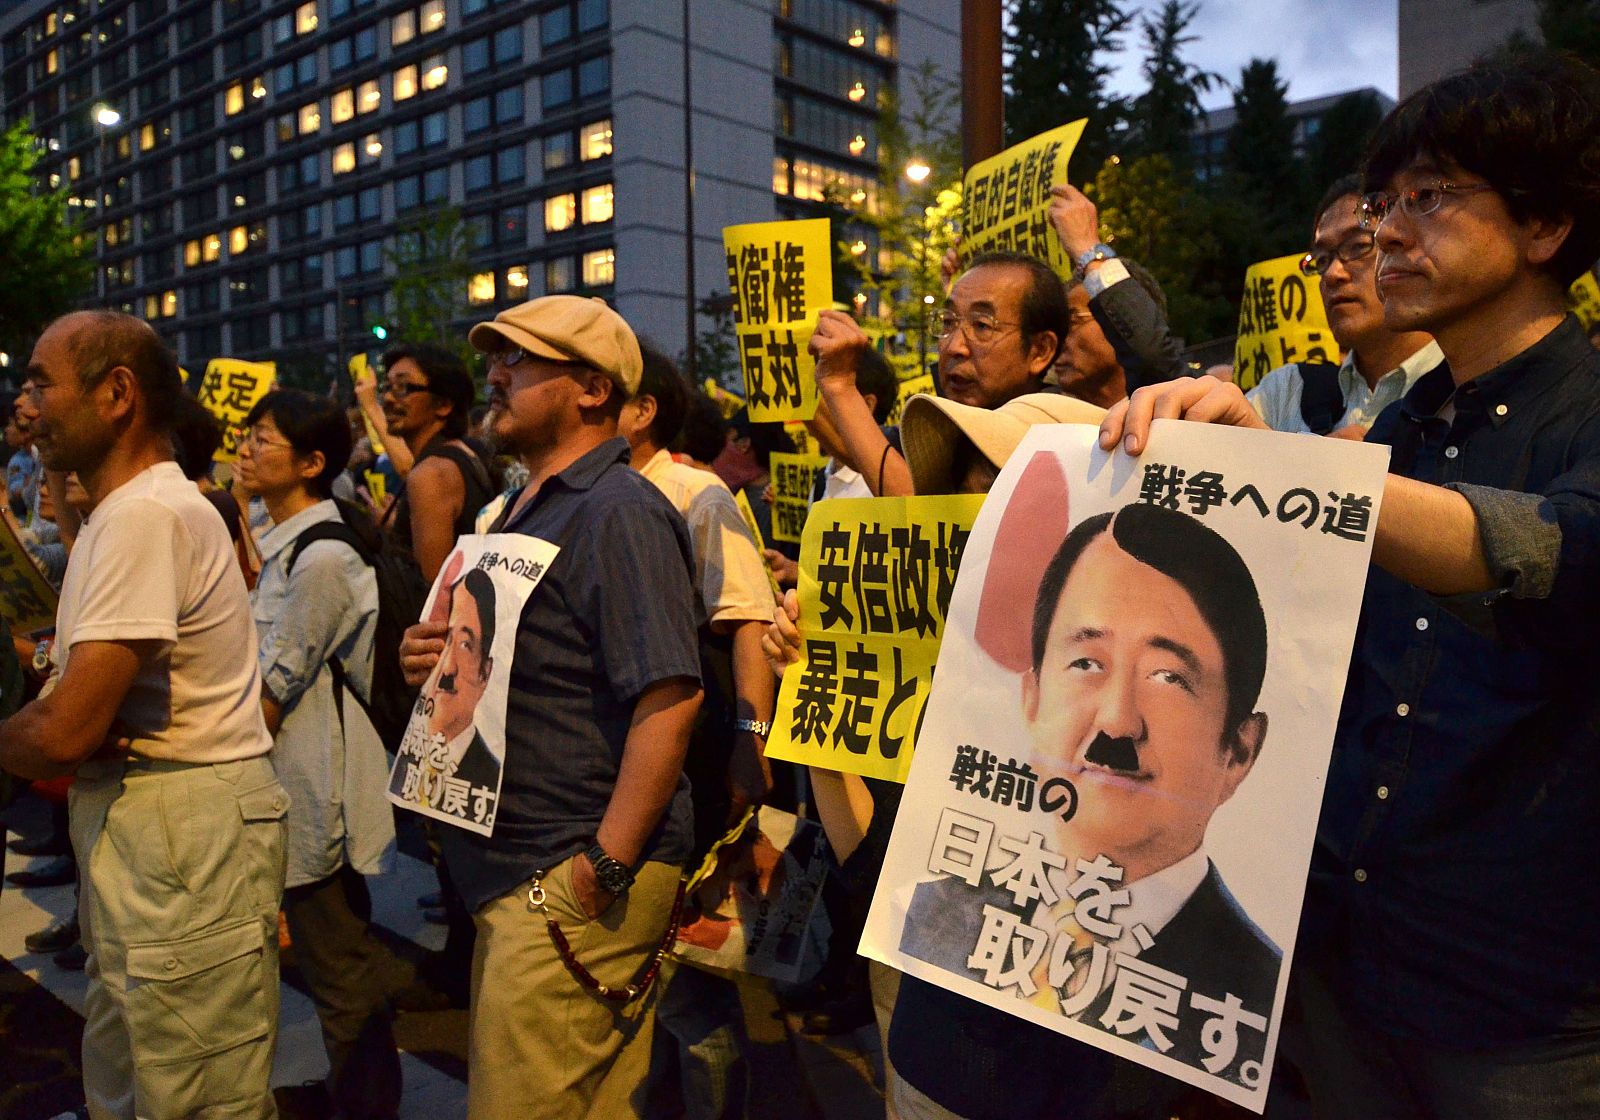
left=1569, top=269, right=1600, bottom=331
left=887, top=372, right=937, bottom=427
left=723, top=217, right=833, bottom=423
left=1232, top=256, right=1342, bottom=391
left=672, top=806, right=832, bottom=984
left=349, top=353, right=385, bottom=454
left=766, top=494, right=985, bottom=783
left=783, top=421, right=818, bottom=458
left=732, top=488, right=782, bottom=600
left=0, top=511, right=58, bottom=635
left=703, top=377, right=747, bottom=421
left=862, top=421, right=1389, bottom=1111
left=363, top=470, right=388, bottom=509
left=768, top=450, right=829, bottom=544
left=387, top=533, right=561, bottom=836
left=961, top=119, right=1087, bottom=279
left=197, top=358, right=276, bottom=461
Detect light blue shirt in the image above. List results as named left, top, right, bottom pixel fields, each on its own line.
left=253, top=499, right=394, bottom=888
left=1247, top=341, right=1444, bottom=435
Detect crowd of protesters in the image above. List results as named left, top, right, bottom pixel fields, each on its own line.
left=3, top=48, right=1600, bottom=1120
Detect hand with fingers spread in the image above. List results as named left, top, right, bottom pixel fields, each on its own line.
left=1097, top=376, right=1269, bottom=457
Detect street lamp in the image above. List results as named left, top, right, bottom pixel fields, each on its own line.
left=905, top=158, right=936, bottom=378
left=92, top=104, right=121, bottom=305
left=904, top=158, right=931, bottom=184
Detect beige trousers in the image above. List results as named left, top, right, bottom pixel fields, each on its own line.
left=70, top=755, right=288, bottom=1120
left=467, top=856, right=682, bottom=1120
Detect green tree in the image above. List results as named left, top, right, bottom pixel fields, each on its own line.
left=1303, top=89, right=1385, bottom=195
left=1223, top=59, right=1303, bottom=257
left=691, top=290, right=740, bottom=394
left=1126, top=0, right=1220, bottom=168
left=1005, top=0, right=1134, bottom=169
left=0, top=119, right=93, bottom=362
left=384, top=206, right=474, bottom=363
left=1509, top=0, right=1600, bottom=68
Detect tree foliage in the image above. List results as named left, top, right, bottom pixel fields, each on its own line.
left=1005, top=0, right=1134, bottom=171
left=1127, top=0, right=1219, bottom=168
left=0, top=120, right=93, bottom=360
left=1303, top=90, right=1385, bottom=194
left=384, top=206, right=474, bottom=365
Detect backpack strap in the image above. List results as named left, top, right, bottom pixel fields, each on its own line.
left=427, top=442, right=494, bottom=499
left=1297, top=361, right=1346, bottom=436
left=286, top=521, right=373, bottom=574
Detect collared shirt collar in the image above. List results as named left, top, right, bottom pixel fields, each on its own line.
left=1110, top=846, right=1211, bottom=956
left=257, top=498, right=339, bottom=563
left=497, top=436, right=631, bottom=532
left=1340, top=339, right=1444, bottom=402
left=638, top=447, right=674, bottom=485
left=1403, top=315, right=1591, bottom=431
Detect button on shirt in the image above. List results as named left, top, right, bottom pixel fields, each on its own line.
left=1307, top=316, right=1600, bottom=1045
left=1247, top=340, right=1443, bottom=434
left=439, top=438, right=701, bottom=913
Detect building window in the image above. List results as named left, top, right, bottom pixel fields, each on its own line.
left=580, top=183, right=612, bottom=224
left=578, top=55, right=609, bottom=99
left=332, top=142, right=356, bottom=174
left=331, top=87, right=355, bottom=123
left=581, top=247, right=614, bottom=287
left=300, top=101, right=322, bottom=134
left=421, top=54, right=447, bottom=91
left=543, top=131, right=573, bottom=171
left=495, top=85, right=523, bottom=124
left=497, top=145, right=524, bottom=184
left=296, top=2, right=318, bottom=34
left=391, top=9, right=414, bottom=45
left=506, top=265, right=529, bottom=298
left=394, top=64, right=417, bottom=101
left=581, top=118, right=612, bottom=160
left=423, top=166, right=449, bottom=202
left=358, top=78, right=381, bottom=114
left=546, top=256, right=573, bottom=293
left=544, top=193, right=576, bottom=232
left=493, top=24, right=521, bottom=63
left=422, top=110, right=448, bottom=147
left=465, top=154, right=492, bottom=193
left=363, top=132, right=383, bottom=160
left=144, top=289, right=178, bottom=319
left=467, top=271, right=495, bottom=305
left=420, top=0, right=446, bottom=33
left=464, top=96, right=491, bottom=134
left=462, top=36, right=490, bottom=75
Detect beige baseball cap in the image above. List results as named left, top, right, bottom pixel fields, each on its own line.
left=468, top=295, right=643, bottom=395
left=901, top=391, right=1107, bottom=495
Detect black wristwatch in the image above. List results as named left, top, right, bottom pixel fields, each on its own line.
left=585, top=843, right=636, bottom=895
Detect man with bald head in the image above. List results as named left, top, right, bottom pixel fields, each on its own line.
left=0, top=311, right=288, bottom=1119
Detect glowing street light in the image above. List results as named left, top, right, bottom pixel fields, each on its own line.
left=93, top=104, right=121, bottom=128
left=904, top=159, right=931, bottom=184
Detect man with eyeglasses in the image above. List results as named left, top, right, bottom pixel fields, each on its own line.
left=1245, top=173, right=1441, bottom=437
left=1099, top=53, right=1600, bottom=1117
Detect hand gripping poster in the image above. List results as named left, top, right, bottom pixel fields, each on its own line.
left=387, top=534, right=560, bottom=836
left=862, top=421, right=1389, bottom=1112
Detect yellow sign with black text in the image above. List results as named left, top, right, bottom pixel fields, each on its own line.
left=961, top=120, right=1087, bottom=279
left=1569, top=270, right=1600, bottom=331
left=198, top=358, right=277, bottom=462
left=1232, top=255, right=1342, bottom=391
left=766, top=494, right=985, bottom=783
left=723, top=218, right=833, bottom=423
left=768, top=451, right=829, bottom=545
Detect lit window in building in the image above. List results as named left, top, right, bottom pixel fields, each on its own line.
left=251, top=76, right=267, bottom=101
left=364, top=133, right=382, bottom=158
left=226, top=82, right=245, bottom=115
left=140, top=123, right=156, bottom=151
left=467, top=271, right=495, bottom=305
left=772, top=156, right=788, bottom=194
left=848, top=134, right=867, bottom=156
left=203, top=233, right=222, bottom=262
left=581, top=248, right=614, bottom=287
left=300, top=102, right=321, bottom=134
left=184, top=239, right=201, bottom=266
left=296, top=2, right=318, bottom=34
left=359, top=79, right=380, bottom=113
left=580, top=183, right=613, bottom=224
left=580, top=118, right=612, bottom=160
left=544, top=193, right=576, bottom=232
left=46, top=49, right=58, bottom=75
left=391, top=10, right=414, bottom=45
left=229, top=226, right=248, bottom=254
left=421, top=0, right=446, bottom=34
left=506, top=265, right=529, bottom=296
left=67, top=156, right=80, bottom=181
left=421, top=55, right=447, bottom=91
left=394, top=65, right=418, bottom=101
left=332, top=142, right=355, bottom=173
left=331, top=88, right=355, bottom=123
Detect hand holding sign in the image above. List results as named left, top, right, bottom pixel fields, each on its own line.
left=809, top=309, right=874, bottom=393
left=1047, top=184, right=1101, bottom=262
left=1098, top=376, right=1268, bottom=457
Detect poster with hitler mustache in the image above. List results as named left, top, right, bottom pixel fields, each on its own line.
left=862, top=421, right=1388, bottom=1113
left=386, top=533, right=560, bottom=836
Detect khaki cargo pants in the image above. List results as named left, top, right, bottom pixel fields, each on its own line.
left=70, top=755, right=289, bottom=1120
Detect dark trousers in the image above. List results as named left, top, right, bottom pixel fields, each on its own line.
left=1277, top=963, right=1600, bottom=1120
left=282, top=863, right=404, bottom=1120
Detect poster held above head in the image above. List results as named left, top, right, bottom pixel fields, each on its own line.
left=723, top=217, right=834, bottom=423
left=1232, top=255, right=1342, bottom=391
left=863, top=421, right=1389, bottom=1112
left=961, top=119, right=1087, bottom=280
left=197, top=358, right=277, bottom=462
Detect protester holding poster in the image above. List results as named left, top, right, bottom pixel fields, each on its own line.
left=398, top=295, right=702, bottom=1120
left=1101, top=52, right=1600, bottom=1118
left=1246, top=173, right=1441, bottom=437
left=236, top=388, right=404, bottom=1118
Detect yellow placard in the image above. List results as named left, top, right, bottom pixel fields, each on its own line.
left=723, top=218, right=833, bottom=423
left=887, top=372, right=938, bottom=427
left=1569, top=270, right=1600, bottom=331
left=350, top=353, right=385, bottom=454
left=766, top=494, right=985, bottom=783
left=197, top=358, right=277, bottom=462
left=0, top=512, right=58, bottom=635
left=961, top=119, right=1087, bottom=279
left=363, top=470, right=388, bottom=508
left=783, top=421, right=818, bottom=458
left=703, top=378, right=747, bottom=420
left=769, top=451, right=829, bottom=544
left=1231, top=255, right=1342, bottom=391
left=732, top=487, right=782, bottom=600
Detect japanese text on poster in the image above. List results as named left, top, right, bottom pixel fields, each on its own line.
left=197, top=358, right=277, bottom=462
left=0, top=512, right=58, bottom=635
left=862, top=423, right=1389, bottom=1111
left=962, top=120, right=1086, bottom=279
left=1569, top=269, right=1600, bottom=331
left=673, top=806, right=833, bottom=984
left=723, top=218, right=833, bottom=422
left=387, top=533, right=561, bottom=836
left=766, top=494, right=985, bottom=783
left=768, top=451, right=829, bottom=544
left=1232, top=255, right=1341, bottom=391
left=887, top=372, right=937, bottom=427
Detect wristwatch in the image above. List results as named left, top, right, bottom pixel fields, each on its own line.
left=734, top=718, right=772, bottom=738
left=1073, top=243, right=1118, bottom=279
left=585, top=843, right=636, bottom=896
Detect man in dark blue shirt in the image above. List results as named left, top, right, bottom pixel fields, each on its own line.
left=400, top=295, right=702, bottom=1119
left=1101, top=52, right=1600, bottom=1118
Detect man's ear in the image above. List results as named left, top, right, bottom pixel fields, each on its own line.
left=1219, top=712, right=1268, bottom=804
left=479, top=654, right=493, bottom=684
left=1022, top=667, right=1041, bottom=723
left=1523, top=211, right=1574, bottom=272
left=1025, top=331, right=1060, bottom=377
left=633, top=393, right=658, bottom=431
left=99, top=365, right=138, bottom=423
left=296, top=450, right=327, bottom=488
left=576, top=371, right=615, bottom=412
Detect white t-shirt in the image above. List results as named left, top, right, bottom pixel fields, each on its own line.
left=55, top=461, right=271, bottom=763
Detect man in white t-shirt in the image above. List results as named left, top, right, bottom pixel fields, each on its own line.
left=0, top=311, right=288, bottom=1119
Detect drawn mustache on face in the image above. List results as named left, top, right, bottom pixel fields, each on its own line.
left=1083, top=730, right=1141, bottom=774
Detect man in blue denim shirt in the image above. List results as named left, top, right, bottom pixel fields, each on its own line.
left=1101, top=52, right=1600, bottom=1118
